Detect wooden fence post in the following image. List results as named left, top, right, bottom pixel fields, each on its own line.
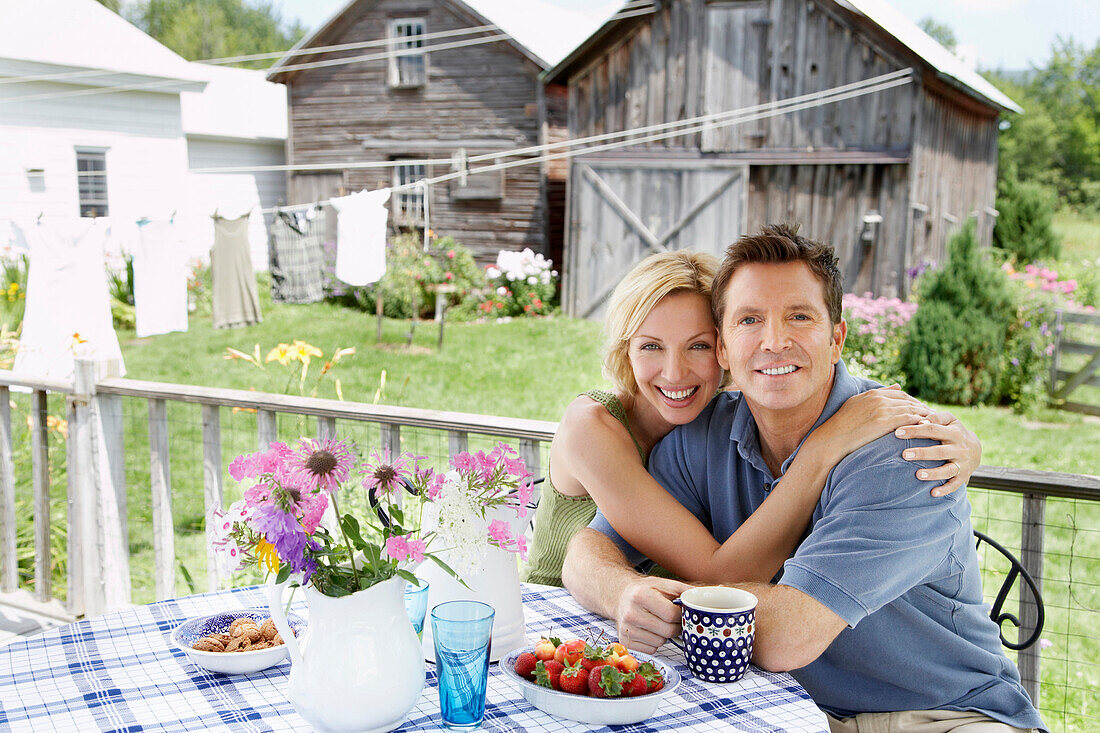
left=1019, top=493, right=1046, bottom=705
left=74, top=358, right=131, bottom=616
left=203, top=405, right=224, bottom=591
left=31, top=390, right=50, bottom=603
left=0, top=387, right=16, bottom=594
left=148, top=399, right=175, bottom=600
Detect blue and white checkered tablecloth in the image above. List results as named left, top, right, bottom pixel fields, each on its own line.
left=0, top=583, right=829, bottom=732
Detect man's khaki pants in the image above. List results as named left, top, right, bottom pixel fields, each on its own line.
left=826, top=709, right=1036, bottom=733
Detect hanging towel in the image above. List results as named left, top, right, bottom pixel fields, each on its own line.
left=12, top=217, right=126, bottom=381
left=133, top=220, right=189, bottom=338
left=211, top=214, right=262, bottom=329
left=331, top=188, right=390, bottom=287
left=269, top=207, right=325, bottom=303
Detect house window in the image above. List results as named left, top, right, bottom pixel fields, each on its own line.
left=388, top=18, right=427, bottom=87
left=393, top=159, right=426, bottom=225
left=76, top=148, right=108, bottom=217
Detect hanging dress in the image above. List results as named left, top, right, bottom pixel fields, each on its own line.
left=133, top=220, right=189, bottom=337
left=269, top=207, right=325, bottom=303
left=211, top=214, right=262, bottom=329
left=331, top=188, right=390, bottom=287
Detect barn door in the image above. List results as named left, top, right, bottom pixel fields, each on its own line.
left=565, top=159, right=747, bottom=319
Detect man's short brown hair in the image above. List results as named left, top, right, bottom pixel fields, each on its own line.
left=711, top=223, right=844, bottom=329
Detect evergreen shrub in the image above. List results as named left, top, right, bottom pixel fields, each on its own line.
left=901, top=222, right=1016, bottom=405
left=993, top=176, right=1060, bottom=263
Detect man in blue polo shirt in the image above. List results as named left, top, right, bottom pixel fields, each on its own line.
left=562, top=225, right=1045, bottom=732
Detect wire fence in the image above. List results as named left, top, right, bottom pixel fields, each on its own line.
left=1, top=381, right=1097, bottom=731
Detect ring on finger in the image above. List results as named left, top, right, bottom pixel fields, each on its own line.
left=948, top=460, right=961, bottom=477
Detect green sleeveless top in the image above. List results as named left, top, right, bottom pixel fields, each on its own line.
left=520, top=390, right=647, bottom=587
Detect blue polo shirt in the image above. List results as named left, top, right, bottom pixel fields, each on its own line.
left=589, top=361, right=1045, bottom=731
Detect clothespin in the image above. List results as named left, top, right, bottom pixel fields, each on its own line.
left=337, top=186, right=347, bottom=197
left=36, top=211, right=44, bottom=224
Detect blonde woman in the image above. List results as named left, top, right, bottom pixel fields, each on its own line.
left=521, top=250, right=980, bottom=587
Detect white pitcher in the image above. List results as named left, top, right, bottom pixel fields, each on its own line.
left=266, top=576, right=425, bottom=733
left=418, top=506, right=531, bottom=662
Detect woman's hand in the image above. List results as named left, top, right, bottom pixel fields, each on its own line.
left=894, top=411, right=982, bottom=497
left=808, top=384, right=934, bottom=460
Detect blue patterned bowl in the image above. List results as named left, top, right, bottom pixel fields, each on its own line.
left=170, top=609, right=306, bottom=675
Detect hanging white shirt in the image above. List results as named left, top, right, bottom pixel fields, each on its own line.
left=13, top=217, right=126, bottom=382
left=331, top=188, right=390, bottom=287
left=133, top=220, right=189, bottom=338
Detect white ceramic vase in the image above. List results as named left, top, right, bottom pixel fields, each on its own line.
left=418, top=506, right=530, bottom=662
left=266, top=576, right=425, bottom=733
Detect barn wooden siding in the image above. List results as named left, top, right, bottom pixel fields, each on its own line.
left=274, top=0, right=550, bottom=263
left=558, top=0, right=1003, bottom=308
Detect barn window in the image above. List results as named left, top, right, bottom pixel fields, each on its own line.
left=76, top=148, right=109, bottom=217
left=393, top=159, right=426, bottom=224
left=388, top=18, right=427, bottom=88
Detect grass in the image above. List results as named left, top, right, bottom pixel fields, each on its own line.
left=1053, top=209, right=1100, bottom=261
left=10, top=260, right=1100, bottom=730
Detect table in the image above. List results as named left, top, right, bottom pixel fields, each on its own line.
left=0, top=584, right=829, bottom=732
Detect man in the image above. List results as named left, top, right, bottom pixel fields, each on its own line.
left=562, top=224, right=1045, bottom=732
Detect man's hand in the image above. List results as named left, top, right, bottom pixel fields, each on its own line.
left=614, top=577, right=694, bottom=653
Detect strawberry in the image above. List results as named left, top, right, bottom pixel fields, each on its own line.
left=533, top=637, right=558, bottom=662
left=616, top=653, right=639, bottom=674
left=638, top=661, right=665, bottom=693
left=535, top=659, right=564, bottom=690
left=621, top=672, right=649, bottom=697
left=588, top=663, right=626, bottom=698
left=580, top=642, right=612, bottom=671
left=554, top=638, right=586, bottom=666
left=558, top=659, right=589, bottom=695
left=514, top=651, right=538, bottom=681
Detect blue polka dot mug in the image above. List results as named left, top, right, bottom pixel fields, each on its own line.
left=672, top=586, right=757, bottom=683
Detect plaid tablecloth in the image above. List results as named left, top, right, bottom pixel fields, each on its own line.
left=0, top=584, right=828, bottom=732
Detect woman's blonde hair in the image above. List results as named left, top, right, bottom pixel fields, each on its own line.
left=602, top=249, right=728, bottom=395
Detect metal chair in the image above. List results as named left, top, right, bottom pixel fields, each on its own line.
left=973, top=530, right=1045, bottom=651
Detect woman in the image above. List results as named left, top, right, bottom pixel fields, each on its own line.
left=521, top=250, right=980, bottom=588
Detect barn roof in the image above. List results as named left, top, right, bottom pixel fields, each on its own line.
left=266, top=0, right=610, bottom=82
left=543, top=0, right=1021, bottom=114
left=0, top=0, right=206, bottom=92
left=181, top=65, right=287, bottom=142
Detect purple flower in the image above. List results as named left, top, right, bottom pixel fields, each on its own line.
left=293, top=437, right=354, bottom=495
left=362, top=450, right=420, bottom=495
left=251, top=504, right=310, bottom=572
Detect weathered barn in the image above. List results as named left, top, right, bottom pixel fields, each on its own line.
left=266, top=0, right=602, bottom=266
left=544, top=0, right=1021, bottom=318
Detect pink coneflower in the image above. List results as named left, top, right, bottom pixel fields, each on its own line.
left=293, top=437, right=354, bottom=495
left=362, top=449, right=419, bottom=495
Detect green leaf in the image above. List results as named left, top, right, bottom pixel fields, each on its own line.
left=395, top=568, right=418, bottom=584
left=276, top=565, right=292, bottom=584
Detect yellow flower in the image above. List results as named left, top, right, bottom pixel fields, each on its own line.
left=255, top=538, right=280, bottom=574
left=290, top=340, right=322, bottom=366
left=266, top=343, right=292, bottom=365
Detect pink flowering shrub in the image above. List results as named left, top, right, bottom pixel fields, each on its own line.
left=996, top=263, right=1093, bottom=414
left=211, top=438, right=533, bottom=597
left=842, top=293, right=918, bottom=386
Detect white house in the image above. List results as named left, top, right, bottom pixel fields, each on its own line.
left=0, top=0, right=287, bottom=268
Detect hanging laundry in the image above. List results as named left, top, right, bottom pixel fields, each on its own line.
left=211, top=213, right=262, bottom=329
left=132, top=220, right=189, bottom=338
left=12, top=217, right=126, bottom=382
left=331, top=188, right=390, bottom=287
left=269, top=206, right=325, bottom=303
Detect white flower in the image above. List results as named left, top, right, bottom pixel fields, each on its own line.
left=527, top=276, right=537, bottom=285
left=486, top=266, right=501, bottom=279
left=496, top=286, right=508, bottom=296
left=428, top=471, right=489, bottom=576
left=540, top=271, right=550, bottom=284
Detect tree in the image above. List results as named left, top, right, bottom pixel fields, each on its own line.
left=125, top=0, right=306, bottom=67
left=918, top=16, right=957, bottom=53
left=96, top=0, right=122, bottom=11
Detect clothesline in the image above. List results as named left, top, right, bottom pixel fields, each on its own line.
left=0, top=1, right=658, bottom=92
left=259, top=70, right=914, bottom=214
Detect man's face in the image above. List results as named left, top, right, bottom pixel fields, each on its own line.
left=716, top=261, right=846, bottom=417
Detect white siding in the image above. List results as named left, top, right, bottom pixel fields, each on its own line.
left=185, top=137, right=286, bottom=270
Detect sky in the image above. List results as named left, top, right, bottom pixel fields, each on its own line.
left=275, top=0, right=1099, bottom=71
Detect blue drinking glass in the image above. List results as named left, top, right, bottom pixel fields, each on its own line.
left=404, top=580, right=430, bottom=639
left=430, top=600, right=495, bottom=730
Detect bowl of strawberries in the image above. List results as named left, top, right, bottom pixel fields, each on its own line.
left=500, top=635, right=681, bottom=725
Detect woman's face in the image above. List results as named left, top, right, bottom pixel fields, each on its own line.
left=628, top=291, right=723, bottom=427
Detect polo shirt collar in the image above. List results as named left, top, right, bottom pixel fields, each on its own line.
left=729, top=359, right=863, bottom=479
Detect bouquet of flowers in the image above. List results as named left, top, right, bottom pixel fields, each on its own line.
left=210, top=437, right=534, bottom=596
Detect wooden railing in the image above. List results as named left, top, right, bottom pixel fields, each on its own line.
left=1050, top=310, right=1100, bottom=416
left=1, top=360, right=1098, bottom=709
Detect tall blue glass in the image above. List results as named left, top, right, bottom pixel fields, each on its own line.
left=404, top=580, right=430, bottom=639
left=430, top=600, right=495, bottom=730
